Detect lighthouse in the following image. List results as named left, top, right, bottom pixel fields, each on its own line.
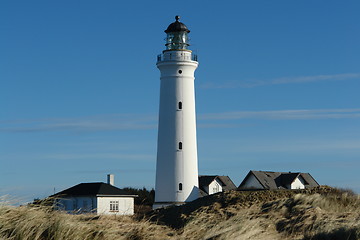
left=153, top=16, right=199, bottom=209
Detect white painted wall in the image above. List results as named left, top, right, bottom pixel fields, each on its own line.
left=290, top=176, right=306, bottom=189
left=57, top=196, right=134, bottom=215
left=207, top=179, right=223, bottom=195
left=97, top=196, right=134, bottom=215
left=241, top=174, right=264, bottom=189
left=155, top=50, right=199, bottom=208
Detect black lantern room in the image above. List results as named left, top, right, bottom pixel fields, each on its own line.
left=164, top=16, right=190, bottom=50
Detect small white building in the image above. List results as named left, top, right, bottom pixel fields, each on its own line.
left=198, top=175, right=237, bottom=196
left=53, top=182, right=136, bottom=215
left=238, top=170, right=319, bottom=190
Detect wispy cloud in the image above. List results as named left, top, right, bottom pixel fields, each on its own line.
left=200, top=73, right=360, bottom=89
left=0, top=114, right=157, bottom=133
left=40, top=153, right=153, bottom=161
left=1, top=108, right=359, bottom=133
left=199, top=108, right=360, bottom=121
left=237, top=139, right=360, bottom=153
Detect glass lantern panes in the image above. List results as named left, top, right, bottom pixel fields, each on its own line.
left=166, top=32, right=189, bottom=50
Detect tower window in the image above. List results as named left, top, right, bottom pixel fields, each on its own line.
left=178, top=70, right=182, bottom=74
left=179, top=142, right=182, bottom=150
left=178, top=101, right=182, bottom=109
left=179, top=183, right=183, bottom=191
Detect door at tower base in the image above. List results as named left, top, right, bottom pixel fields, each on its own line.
left=152, top=186, right=200, bottom=209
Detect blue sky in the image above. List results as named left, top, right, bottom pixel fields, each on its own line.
left=1, top=0, right=359, bottom=203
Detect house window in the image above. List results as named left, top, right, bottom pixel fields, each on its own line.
left=212, top=183, right=220, bottom=193
left=179, top=142, right=182, bottom=150
left=179, top=183, right=183, bottom=191
left=178, top=101, right=182, bottom=109
left=110, top=201, right=119, bottom=212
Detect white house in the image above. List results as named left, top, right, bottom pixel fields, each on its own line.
left=198, top=175, right=237, bottom=196
left=53, top=181, right=137, bottom=215
left=238, top=170, right=319, bottom=190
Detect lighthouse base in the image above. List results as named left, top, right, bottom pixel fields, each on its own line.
left=152, top=201, right=187, bottom=210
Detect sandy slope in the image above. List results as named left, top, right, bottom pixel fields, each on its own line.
left=151, top=186, right=360, bottom=240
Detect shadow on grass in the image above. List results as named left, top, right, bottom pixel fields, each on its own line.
left=303, top=227, right=359, bottom=240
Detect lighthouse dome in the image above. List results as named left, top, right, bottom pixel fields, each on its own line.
left=165, top=16, right=190, bottom=33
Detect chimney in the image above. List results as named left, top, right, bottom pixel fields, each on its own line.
left=107, top=174, right=114, bottom=186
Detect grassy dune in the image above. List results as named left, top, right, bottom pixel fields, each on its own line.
left=0, top=186, right=359, bottom=240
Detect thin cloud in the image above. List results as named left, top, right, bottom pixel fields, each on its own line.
left=0, top=114, right=157, bottom=133
left=70, top=168, right=154, bottom=174
left=41, top=153, right=153, bottom=161
left=238, top=140, right=360, bottom=152
left=199, top=108, right=360, bottom=121
left=2, top=108, right=359, bottom=133
left=197, top=123, right=247, bottom=128
left=200, top=73, right=360, bottom=89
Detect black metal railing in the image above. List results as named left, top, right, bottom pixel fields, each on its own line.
left=157, top=53, right=198, bottom=62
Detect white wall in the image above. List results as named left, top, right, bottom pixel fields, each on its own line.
left=56, top=196, right=134, bottom=215
left=241, top=174, right=264, bottom=189
left=97, top=196, right=134, bottom=215
left=290, top=176, right=306, bottom=189
left=207, top=179, right=223, bottom=195
left=155, top=50, right=199, bottom=205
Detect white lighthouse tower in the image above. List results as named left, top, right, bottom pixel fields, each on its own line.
left=153, top=16, right=199, bottom=209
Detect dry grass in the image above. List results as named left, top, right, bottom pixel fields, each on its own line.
left=0, top=204, right=175, bottom=240
left=1, top=186, right=359, bottom=240
left=152, top=186, right=360, bottom=240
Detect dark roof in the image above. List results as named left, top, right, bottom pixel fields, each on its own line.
left=299, top=173, right=320, bottom=188
left=217, top=176, right=237, bottom=190
left=251, top=171, right=280, bottom=189
left=277, top=173, right=308, bottom=187
left=52, top=182, right=134, bottom=197
left=165, top=16, right=190, bottom=33
left=199, top=188, right=208, bottom=197
left=239, top=171, right=319, bottom=190
left=198, top=175, right=237, bottom=193
left=199, top=175, right=223, bottom=189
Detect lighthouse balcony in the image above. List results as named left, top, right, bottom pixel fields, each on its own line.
left=157, top=52, right=198, bottom=63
